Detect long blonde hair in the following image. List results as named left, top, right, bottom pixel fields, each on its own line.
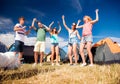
left=84, top=16, right=92, bottom=21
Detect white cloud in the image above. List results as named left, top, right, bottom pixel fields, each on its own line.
left=93, top=36, right=105, bottom=39
left=109, top=37, right=120, bottom=44
left=70, top=0, right=82, bottom=13
left=0, top=34, right=67, bottom=52
left=0, top=33, right=15, bottom=47
left=0, top=17, right=14, bottom=33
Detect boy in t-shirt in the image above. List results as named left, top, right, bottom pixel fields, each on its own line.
left=14, top=16, right=32, bottom=64
left=31, top=18, right=50, bottom=66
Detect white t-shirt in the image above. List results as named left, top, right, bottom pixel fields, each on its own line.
left=14, top=23, right=26, bottom=43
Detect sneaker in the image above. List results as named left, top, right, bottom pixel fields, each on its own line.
left=89, top=64, right=94, bottom=67
left=39, top=63, right=43, bottom=66
left=32, top=63, right=37, bottom=67
left=52, top=63, right=54, bottom=66
left=80, top=63, right=87, bottom=67
left=73, top=63, right=78, bottom=66
left=69, top=64, right=73, bottom=66
left=56, top=63, right=60, bottom=66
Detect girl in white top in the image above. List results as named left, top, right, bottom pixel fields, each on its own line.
left=62, top=15, right=81, bottom=65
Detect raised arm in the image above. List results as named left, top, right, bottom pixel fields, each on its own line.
left=49, top=21, right=54, bottom=28
left=31, top=18, right=37, bottom=30
left=57, top=21, right=61, bottom=34
left=90, top=9, right=99, bottom=24
left=42, top=24, right=50, bottom=31
left=76, top=30, right=81, bottom=40
left=76, top=20, right=83, bottom=28
left=62, top=15, right=70, bottom=31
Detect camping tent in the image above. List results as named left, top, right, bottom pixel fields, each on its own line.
left=46, top=45, right=81, bottom=63
left=46, top=48, right=66, bottom=62
left=0, top=41, right=8, bottom=52
left=60, top=44, right=82, bottom=63
left=92, top=38, right=120, bottom=64
left=9, top=43, right=34, bottom=63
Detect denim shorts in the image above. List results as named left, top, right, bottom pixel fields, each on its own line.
left=14, top=40, right=24, bottom=52
left=68, top=37, right=77, bottom=46
left=81, top=35, right=93, bottom=43
left=51, top=43, right=59, bottom=47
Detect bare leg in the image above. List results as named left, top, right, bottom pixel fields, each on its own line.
left=51, top=46, right=55, bottom=64
left=55, top=46, right=59, bottom=64
left=73, top=43, right=78, bottom=64
left=14, top=52, right=17, bottom=56
left=80, top=43, right=86, bottom=64
left=34, top=52, right=38, bottom=64
left=68, top=45, right=72, bottom=64
left=18, top=52, right=23, bottom=63
left=86, top=42, right=93, bottom=65
left=40, top=52, right=44, bottom=64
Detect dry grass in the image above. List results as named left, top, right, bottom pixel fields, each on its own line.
left=0, top=63, right=120, bottom=84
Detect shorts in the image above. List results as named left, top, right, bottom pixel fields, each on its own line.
left=34, top=41, right=45, bottom=52
left=51, top=43, right=59, bottom=47
left=81, top=35, right=93, bottom=43
left=14, top=40, right=24, bottom=52
left=68, top=37, right=77, bottom=46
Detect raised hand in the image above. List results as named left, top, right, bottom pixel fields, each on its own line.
left=78, top=20, right=81, bottom=23
left=23, top=26, right=26, bottom=29
left=62, top=15, right=65, bottom=19
left=29, top=26, right=33, bottom=29
left=95, top=9, right=99, bottom=13
left=33, top=18, right=37, bottom=21
left=51, top=21, right=54, bottom=24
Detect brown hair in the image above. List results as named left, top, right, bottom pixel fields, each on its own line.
left=72, top=23, right=76, bottom=31
left=51, top=28, right=58, bottom=34
left=18, top=16, right=25, bottom=21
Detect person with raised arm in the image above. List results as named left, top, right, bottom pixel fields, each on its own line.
left=31, top=18, right=50, bottom=66
left=62, top=15, right=81, bottom=66
left=14, top=16, right=32, bottom=64
left=49, top=21, right=61, bottom=66
left=76, top=9, right=99, bottom=66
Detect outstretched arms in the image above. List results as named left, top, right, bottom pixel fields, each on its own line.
left=42, top=24, right=50, bottom=31
left=49, top=21, right=54, bottom=28
left=76, top=20, right=83, bottom=28
left=90, top=9, right=99, bottom=24
left=62, top=15, right=70, bottom=31
left=57, top=21, right=61, bottom=34
left=31, top=18, right=37, bottom=31
left=48, top=21, right=54, bottom=35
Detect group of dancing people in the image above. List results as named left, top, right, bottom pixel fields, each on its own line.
left=14, top=9, right=99, bottom=67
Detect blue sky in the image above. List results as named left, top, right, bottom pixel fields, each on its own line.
left=0, top=0, right=120, bottom=43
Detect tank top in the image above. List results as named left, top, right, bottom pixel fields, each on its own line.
left=50, top=34, right=59, bottom=43
left=82, top=22, right=93, bottom=36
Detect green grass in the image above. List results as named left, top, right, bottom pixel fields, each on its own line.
left=0, top=63, right=120, bottom=84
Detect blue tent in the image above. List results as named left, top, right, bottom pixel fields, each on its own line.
left=61, top=44, right=81, bottom=63
left=0, top=41, right=8, bottom=52
left=9, top=43, right=34, bottom=63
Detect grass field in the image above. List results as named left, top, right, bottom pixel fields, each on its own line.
left=0, top=63, right=120, bottom=84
